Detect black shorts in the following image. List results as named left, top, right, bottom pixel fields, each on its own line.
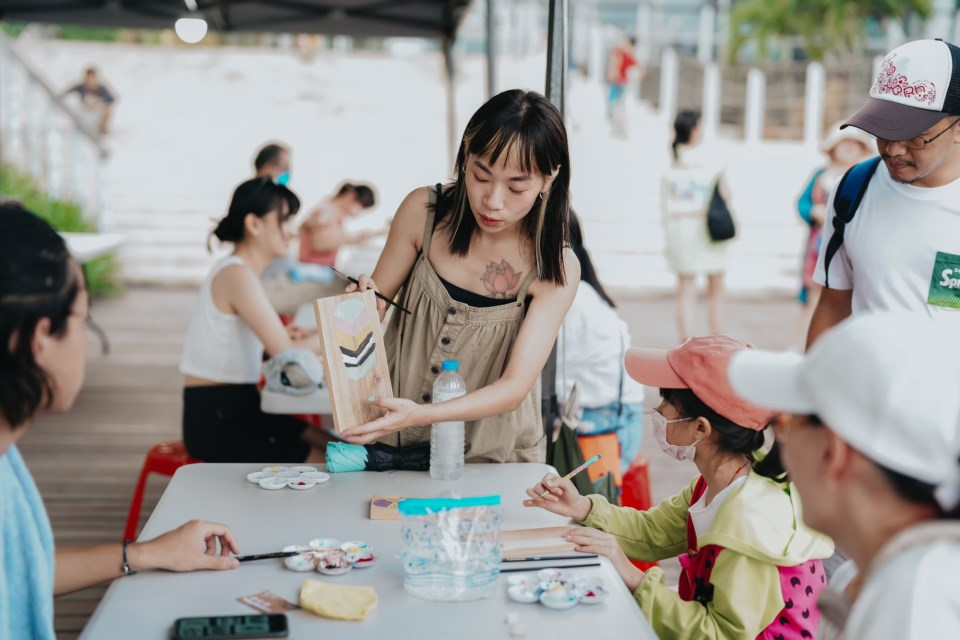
left=182, top=384, right=310, bottom=463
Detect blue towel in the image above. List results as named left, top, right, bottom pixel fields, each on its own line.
left=0, top=445, right=55, bottom=640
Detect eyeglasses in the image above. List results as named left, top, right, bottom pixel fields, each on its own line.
left=874, top=117, right=960, bottom=151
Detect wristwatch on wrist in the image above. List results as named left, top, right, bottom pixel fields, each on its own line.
left=121, top=540, right=136, bottom=576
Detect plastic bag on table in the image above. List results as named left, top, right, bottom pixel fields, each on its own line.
left=399, top=495, right=503, bottom=602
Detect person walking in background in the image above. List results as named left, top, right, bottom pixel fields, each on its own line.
left=807, top=39, right=960, bottom=347
left=661, top=110, right=731, bottom=342
left=299, top=182, right=385, bottom=268
left=606, top=35, right=638, bottom=138
left=556, top=216, right=645, bottom=474
left=795, top=124, right=872, bottom=344
left=62, top=67, right=116, bottom=135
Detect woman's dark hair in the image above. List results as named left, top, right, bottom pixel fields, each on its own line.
left=805, top=414, right=960, bottom=520
left=671, top=110, right=701, bottom=162
left=337, top=183, right=376, bottom=208
left=569, top=212, right=616, bottom=308
left=254, top=143, right=287, bottom=171
left=662, top=388, right=786, bottom=481
left=0, top=202, right=82, bottom=428
left=209, top=177, right=301, bottom=251
left=435, top=89, right=572, bottom=286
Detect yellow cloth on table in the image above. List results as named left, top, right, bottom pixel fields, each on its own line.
left=299, top=579, right=377, bottom=621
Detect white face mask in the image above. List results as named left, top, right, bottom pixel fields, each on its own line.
left=651, top=412, right=698, bottom=462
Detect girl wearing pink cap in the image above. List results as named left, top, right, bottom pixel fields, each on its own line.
left=525, top=335, right=833, bottom=639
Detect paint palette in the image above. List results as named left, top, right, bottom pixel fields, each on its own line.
left=246, top=467, right=330, bottom=491
left=282, top=539, right=377, bottom=575
left=505, top=571, right=608, bottom=609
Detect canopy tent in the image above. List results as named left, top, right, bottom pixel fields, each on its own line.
left=0, top=1, right=473, bottom=39
left=0, top=0, right=570, bottom=447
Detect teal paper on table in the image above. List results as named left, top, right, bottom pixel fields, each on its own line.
left=398, top=495, right=501, bottom=516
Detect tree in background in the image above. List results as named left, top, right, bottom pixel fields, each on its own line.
left=728, top=0, right=932, bottom=62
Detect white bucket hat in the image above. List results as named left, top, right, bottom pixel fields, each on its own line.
left=728, top=312, right=960, bottom=511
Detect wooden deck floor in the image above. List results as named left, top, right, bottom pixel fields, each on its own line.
left=17, top=286, right=798, bottom=638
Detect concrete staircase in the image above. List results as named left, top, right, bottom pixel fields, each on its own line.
left=13, top=37, right=822, bottom=296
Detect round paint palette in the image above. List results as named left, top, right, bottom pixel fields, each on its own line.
left=505, top=571, right=606, bottom=610
left=283, top=539, right=374, bottom=576
left=258, top=476, right=288, bottom=490
left=248, top=466, right=330, bottom=491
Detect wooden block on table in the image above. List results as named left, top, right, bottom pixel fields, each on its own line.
left=499, top=526, right=578, bottom=560
left=314, top=291, right=393, bottom=434
left=369, top=495, right=422, bottom=520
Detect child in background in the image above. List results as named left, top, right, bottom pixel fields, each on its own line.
left=526, top=336, right=833, bottom=639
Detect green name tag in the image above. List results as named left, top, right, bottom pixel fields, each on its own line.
left=928, top=251, right=960, bottom=309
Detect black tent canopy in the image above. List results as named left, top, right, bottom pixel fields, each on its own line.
left=0, top=1, right=473, bottom=39
left=0, top=0, right=570, bottom=446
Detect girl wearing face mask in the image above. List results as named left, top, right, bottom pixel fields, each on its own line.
left=525, top=336, right=833, bottom=640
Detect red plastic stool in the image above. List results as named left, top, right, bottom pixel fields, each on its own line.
left=124, top=441, right=199, bottom=542
left=621, top=456, right=659, bottom=571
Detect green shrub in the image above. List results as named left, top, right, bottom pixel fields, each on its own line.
left=1, top=164, right=119, bottom=296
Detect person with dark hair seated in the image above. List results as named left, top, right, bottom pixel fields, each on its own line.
left=180, top=178, right=323, bottom=463
left=730, top=312, right=960, bottom=639
left=0, top=203, right=241, bottom=640
left=253, top=142, right=291, bottom=185
left=299, top=181, right=385, bottom=268
left=525, top=336, right=833, bottom=639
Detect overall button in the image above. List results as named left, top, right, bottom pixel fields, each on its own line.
left=422, top=393, right=431, bottom=402
left=447, top=307, right=457, bottom=316
left=440, top=337, right=451, bottom=345
left=430, top=365, right=439, bottom=374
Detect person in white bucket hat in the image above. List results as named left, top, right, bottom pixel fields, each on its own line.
left=729, top=312, right=960, bottom=639
left=807, top=39, right=960, bottom=348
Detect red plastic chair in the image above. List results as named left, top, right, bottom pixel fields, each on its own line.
left=124, top=441, right=199, bottom=542
left=621, top=455, right=659, bottom=571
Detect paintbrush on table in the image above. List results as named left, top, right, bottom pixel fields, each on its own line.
left=235, top=551, right=301, bottom=563
left=331, top=267, right=412, bottom=315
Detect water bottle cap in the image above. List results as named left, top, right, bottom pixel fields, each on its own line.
left=441, top=360, right=459, bottom=371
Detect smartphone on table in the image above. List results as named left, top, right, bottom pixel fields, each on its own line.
left=172, top=614, right=288, bottom=639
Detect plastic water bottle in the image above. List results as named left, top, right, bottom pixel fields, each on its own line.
left=430, top=360, right=466, bottom=480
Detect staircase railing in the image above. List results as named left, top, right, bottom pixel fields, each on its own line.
left=0, top=31, right=111, bottom=230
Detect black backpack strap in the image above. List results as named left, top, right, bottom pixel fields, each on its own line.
left=822, top=156, right=881, bottom=288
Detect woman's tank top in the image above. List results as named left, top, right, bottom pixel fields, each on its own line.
left=382, top=186, right=545, bottom=463
left=179, top=256, right=264, bottom=384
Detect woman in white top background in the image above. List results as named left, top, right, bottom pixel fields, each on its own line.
left=556, top=217, right=645, bottom=472
left=661, top=110, right=732, bottom=342
left=180, top=177, right=323, bottom=463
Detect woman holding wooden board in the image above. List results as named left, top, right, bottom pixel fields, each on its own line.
left=343, top=89, right=580, bottom=463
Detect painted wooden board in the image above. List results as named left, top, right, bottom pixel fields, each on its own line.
left=314, top=291, right=393, bottom=433
left=499, top=526, right=578, bottom=559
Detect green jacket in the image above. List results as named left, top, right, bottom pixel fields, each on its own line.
left=580, top=472, right=834, bottom=639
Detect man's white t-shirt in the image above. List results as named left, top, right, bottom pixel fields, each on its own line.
left=845, top=539, right=960, bottom=638
left=814, top=160, right=960, bottom=319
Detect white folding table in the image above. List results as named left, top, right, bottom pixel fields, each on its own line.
left=81, top=463, right=657, bottom=639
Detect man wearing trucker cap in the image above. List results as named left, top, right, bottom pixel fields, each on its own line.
left=730, top=312, right=960, bottom=638
left=807, top=39, right=960, bottom=347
